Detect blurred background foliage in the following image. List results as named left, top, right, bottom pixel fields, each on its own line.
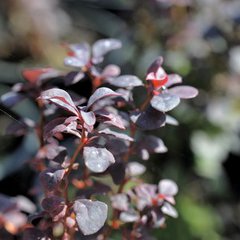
left=0, top=0, right=240, bottom=239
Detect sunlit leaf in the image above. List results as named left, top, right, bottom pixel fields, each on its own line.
left=150, top=93, right=180, bottom=112
left=73, top=199, right=108, bottom=235
left=107, top=75, right=143, bottom=88
left=168, top=86, right=198, bottom=99
left=83, top=146, right=115, bottom=173
left=40, top=88, right=79, bottom=116
left=87, top=87, right=121, bottom=108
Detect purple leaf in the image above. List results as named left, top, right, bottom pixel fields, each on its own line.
left=165, top=74, right=182, bottom=87
left=64, top=71, right=85, bottom=85
left=80, top=110, right=96, bottom=126
left=109, top=161, right=125, bottom=185
left=0, top=194, right=16, bottom=213
left=120, top=209, right=140, bottom=223
left=158, top=179, right=178, bottom=196
left=40, top=88, right=79, bottom=116
left=168, top=86, right=198, bottom=99
left=99, top=128, right=134, bottom=141
left=87, top=87, right=121, bottom=108
left=130, top=106, right=166, bottom=130
left=40, top=168, right=65, bottom=192
left=92, top=39, right=122, bottom=64
left=147, top=56, right=163, bottom=74
left=65, top=43, right=90, bottom=67
left=95, top=109, right=125, bottom=129
left=135, top=184, right=157, bottom=210
left=126, top=162, right=146, bottom=176
left=1, top=92, right=25, bottom=107
left=45, top=145, right=67, bottom=163
left=165, top=115, right=179, bottom=126
left=83, top=146, right=115, bottom=173
left=161, top=202, right=178, bottom=218
left=102, top=64, right=121, bottom=78
left=150, top=93, right=180, bottom=112
left=137, top=135, right=167, bottom=158
left=107, top=75, right=143, bottom=88
left=13, top=196, right=36, bottom=213
left=41, top=196, right=65, bottom=216
left=111, top=194, right=129, bottom=211
left=73, top=199, right=108, bottom=235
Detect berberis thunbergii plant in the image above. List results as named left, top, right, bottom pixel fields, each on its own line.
left=0, top=39, right=198, bottom=239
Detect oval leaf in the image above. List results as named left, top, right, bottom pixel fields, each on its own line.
left=87, top=87, right=121, bottom=108
left=150, top=93, right=180, bottom=112
left=83, top=146, right=115, bottom=173
left=102, top=64, right=121, bottom=78
left=158, top=179, right=178, bottom=196
left=107, top=75, right=143, bottom=88
left=168, top=86, right=198, bottom=99
left=162, top=202, right=178, bottom=218
left=99, top=128, right=133, bottom=141
left=73, top=199, right=108, bottom=235
left=130, top=106, right=166, bottom=130
left=40, top=88, right=79, bottom=116
left=147, top=56, right=163, bottom=74
left=80, top=110, right=96, bottom=126
left=165, top=74, right=182, bottom=87
left=92, top=39, right=122, bottom=63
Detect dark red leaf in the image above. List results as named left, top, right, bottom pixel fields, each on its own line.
left=87, top=87, right=121, bottom=108
left=130, top=106, right=166, bottom=130
left=40, top=88, right=79, bottom=116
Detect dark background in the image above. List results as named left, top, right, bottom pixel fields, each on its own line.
left=0, top=0, right=240, bottom=239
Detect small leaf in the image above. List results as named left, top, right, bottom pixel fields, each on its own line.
left=80, top=110, right=96, bottom=126
left=161, top=202, right=178, bottom=218
left=165, top=74, right=182, bottom=87
left=165, top=115, right=179, bottom=126
left=95, top=109, right=125, bottom=129
left=99, top=128, right=133, bottom=141
left=92, top=39, right=122, bottom=63
left=40, top=168, right=65, bottom=192
left=22, top=68, right=59, bottom=84
left=0, top=194, right=16, bottom=213
left=41, top=196, right=65, bottom=216
left=102, top=64, right=121, bottom=78
left=111, top=194, right=129, bottom=211
left=147, top=57, right=163, bottom=74
left=130, top=106, right=166, bottom=130
left=126, top=162, right=146, bottom=176
left=168, top=86, right=198, bottom=99
left=138, top=135, right=167, bottom=155
left=107, top=75, right=143, bottom=88
left=150, top=93, right=180, bottom=112
left=1, top=92, right=25, bottom=107
left=40, top=88, right=79, bottom=116
left=64, top=71, right=85, bottom=85
left=120, top=210, right=140, bottom=223
left=158, top=179, right=178, bottom=196
left=83, top=146, right=115, bottom=173
left=73, top=199, right=108, bottom=235
left=109, top=161, right=126, bottom=185
left=65, top=43, right=90, bottom=67
left=87, top=87, right=121, bottom=108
